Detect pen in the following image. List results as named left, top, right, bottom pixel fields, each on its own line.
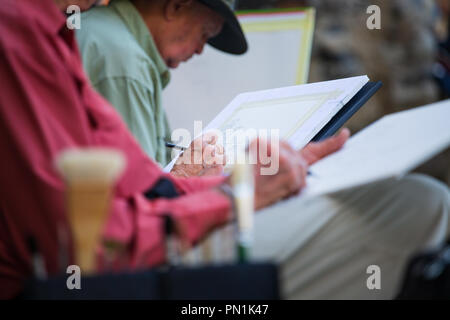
left=165, top=142, right=187, bottom=151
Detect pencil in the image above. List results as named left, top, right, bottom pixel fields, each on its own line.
left=165, top=142, right=187, bottom=151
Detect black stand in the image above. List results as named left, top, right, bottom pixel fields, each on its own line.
left=20, top=262, right=280, bottom=300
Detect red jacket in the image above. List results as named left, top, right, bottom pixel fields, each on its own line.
left=0, top=0, right=230, bottom=298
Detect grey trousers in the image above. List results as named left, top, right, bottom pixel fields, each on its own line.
left=190, top=174, right=450, bottom=299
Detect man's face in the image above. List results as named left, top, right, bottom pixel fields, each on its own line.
left=156, top=2, right=225, bottom=69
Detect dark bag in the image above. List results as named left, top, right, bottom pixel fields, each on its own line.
left=396, top=240, right=450, bottom=299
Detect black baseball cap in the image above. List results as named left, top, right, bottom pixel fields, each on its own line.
left=198, top=0, right=248, bottom=54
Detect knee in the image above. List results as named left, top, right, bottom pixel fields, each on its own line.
left=397, top=174, right=450, bottom=245
left=401, top=174, right=449, bottom=212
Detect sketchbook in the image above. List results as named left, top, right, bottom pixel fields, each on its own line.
left=164, top=75, right=379, bottom=171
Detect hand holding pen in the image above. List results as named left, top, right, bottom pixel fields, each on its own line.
left=167, top=132, right=226, bottom=178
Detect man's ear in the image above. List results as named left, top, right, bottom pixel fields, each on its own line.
left=163, top=0, right=195, bottom=21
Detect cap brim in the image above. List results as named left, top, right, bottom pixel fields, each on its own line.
left=199, top=0, right=248, bottom=55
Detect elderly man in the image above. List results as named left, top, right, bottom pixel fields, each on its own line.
left=76, top=0, right=242, bottom=176
left=0, top=0, right=449, bottom=300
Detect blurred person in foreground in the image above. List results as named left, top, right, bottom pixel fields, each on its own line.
left=0, top=0, right=449, bottom=300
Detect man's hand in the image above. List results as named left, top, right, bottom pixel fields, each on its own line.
left=170, top=132, right=226, bottom=177
left=238, top=129, right=350, bottom=210
left=300, top=128, right=350, bottom=165
left=249, top=139, right=308, bottom=210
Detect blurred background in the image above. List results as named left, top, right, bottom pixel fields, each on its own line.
left=236, top=0, right=450, bottom=184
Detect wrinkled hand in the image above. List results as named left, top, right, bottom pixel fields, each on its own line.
left=170, top=132, right=226, bottom=177
left=300, top=128, right=350, bottom=165
left=248, top=139, right=308, bottom=210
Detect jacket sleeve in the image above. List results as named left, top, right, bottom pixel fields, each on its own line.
left=102, top=186, right=231, bottom=269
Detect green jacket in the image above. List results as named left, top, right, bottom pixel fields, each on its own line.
left=76, top=0, right=172, bottom=166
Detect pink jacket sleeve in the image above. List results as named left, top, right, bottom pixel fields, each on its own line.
left=102, top=186, right=231, bottom=269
